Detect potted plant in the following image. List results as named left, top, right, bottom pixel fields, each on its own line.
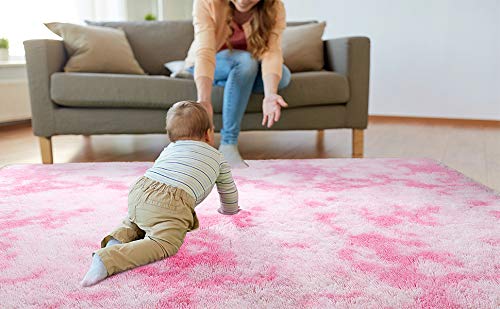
left=144, top=13, right=157, bottom=21
left=0, top=38, right=8, bottom=61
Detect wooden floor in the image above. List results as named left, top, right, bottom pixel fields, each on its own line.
left=1, top=117, right=499, bottom=191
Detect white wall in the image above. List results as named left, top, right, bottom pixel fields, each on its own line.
left=124, top=0, right=193, bottom=22
left=284, top=0, right=500, bottom=120
left=0, top=65, right=31, bottom=123
left=125, top=0, right=156, bottom=21
left=161, top=0, right=193, bottom=20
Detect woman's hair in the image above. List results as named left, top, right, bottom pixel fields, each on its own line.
left=225, top=0, right=279, bottom=58
left=166, top=101, right=212, bottom=142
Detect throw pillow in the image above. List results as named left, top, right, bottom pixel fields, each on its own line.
left=164, top=60, right=194, bottom=79
left=85, top=20, right=194, bottom=75
left=45, top=22, right=145, bottom=74
left=281, top=21, right=326, bottom=72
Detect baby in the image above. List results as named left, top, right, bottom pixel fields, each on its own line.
left=81, top=101, right=239, bottom=287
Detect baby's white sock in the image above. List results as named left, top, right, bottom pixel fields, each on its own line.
left=219, top=144, right=248, bottom=169
left=81, top=254, right=108, bottom=287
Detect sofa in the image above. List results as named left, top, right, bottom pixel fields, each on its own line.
left=23, top=20, right=370, bottom=164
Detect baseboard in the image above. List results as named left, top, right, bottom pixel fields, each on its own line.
left=0, top=119, right=31, bottom=128
left=369, top=115, right=500, bottom=128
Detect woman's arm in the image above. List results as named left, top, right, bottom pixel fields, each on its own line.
left=196, top=76, right=214, bottom=121
left=193, top=0, right=216, bottom=119
left=260, top=1, right=287, bottom=128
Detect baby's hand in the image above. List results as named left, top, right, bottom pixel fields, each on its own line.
left=217, top=207, right=240, bottom=215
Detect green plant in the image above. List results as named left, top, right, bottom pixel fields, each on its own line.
left=144, top=13, right=157, bottom=21
left=0, top=38, right=8, bottom=49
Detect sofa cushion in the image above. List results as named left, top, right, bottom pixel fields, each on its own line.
left=45, top=22, right=145, bottom=75
left=50, top=71, right=349, bottom=113
left=86, top=20, right=195, bottom=76
left=282, top=22, right=326, bottom=72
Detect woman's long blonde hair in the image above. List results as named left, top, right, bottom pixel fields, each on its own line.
left=225, top=0, right=279, bottom=58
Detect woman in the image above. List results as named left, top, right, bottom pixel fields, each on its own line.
left=184, top=0, right=291, bottom=168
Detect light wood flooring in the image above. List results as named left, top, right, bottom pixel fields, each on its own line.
left=1, top=116, right=499, bottom=191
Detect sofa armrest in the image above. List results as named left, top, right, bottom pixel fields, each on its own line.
left=23, top=39, right=67, bottom=137
left=324, top=36, right=370, bottom=128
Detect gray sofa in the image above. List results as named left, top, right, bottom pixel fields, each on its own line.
left=23, top=21, right=370, bottom=164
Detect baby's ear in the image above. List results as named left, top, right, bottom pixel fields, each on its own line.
left=205, top=127, right=215, bottom=145
left=204, top=128, right=211, bottom=140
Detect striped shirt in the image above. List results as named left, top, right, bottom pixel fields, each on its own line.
left=144, top=140, right=239, bottom=214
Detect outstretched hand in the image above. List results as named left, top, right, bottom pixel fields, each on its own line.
left=262, top=94, right=288, bottom=128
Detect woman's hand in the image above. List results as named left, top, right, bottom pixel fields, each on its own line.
left=198, top=100, right=214, bottom=123
left=262, top=94, right=288, bottom=128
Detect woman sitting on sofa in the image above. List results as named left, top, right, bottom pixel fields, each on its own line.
left=185, top=0, right=291, bottom=168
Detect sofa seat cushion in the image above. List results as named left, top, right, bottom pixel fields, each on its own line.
left=50, top=71, right=349, bottom=113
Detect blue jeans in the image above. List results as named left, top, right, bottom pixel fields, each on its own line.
left=188, top=49, right=291, bottom=145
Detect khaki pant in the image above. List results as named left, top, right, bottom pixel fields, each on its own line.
left=96, top=176, right=199, bottom=276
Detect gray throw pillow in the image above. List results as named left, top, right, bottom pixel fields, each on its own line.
left=282, top=21, right=326, bottom=72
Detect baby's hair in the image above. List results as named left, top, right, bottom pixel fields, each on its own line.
left=166, top=101, right=212, bottom=142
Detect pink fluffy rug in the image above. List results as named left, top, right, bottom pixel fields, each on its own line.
left=0, top=159, right=499, bottom=308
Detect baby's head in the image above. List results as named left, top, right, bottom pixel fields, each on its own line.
left=166, top=101, right=214, bottom=146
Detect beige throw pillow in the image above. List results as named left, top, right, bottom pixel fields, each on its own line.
left=45, top=22, right=145, bottom=74
left=282, top=22, right=326, bottom=72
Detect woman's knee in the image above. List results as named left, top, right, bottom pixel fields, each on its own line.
left=278, top=65, right=292, bottom=90
left=232, top=51, right=259, bottom=74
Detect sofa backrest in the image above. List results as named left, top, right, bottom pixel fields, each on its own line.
left=87, top=20, right=317, bottom=75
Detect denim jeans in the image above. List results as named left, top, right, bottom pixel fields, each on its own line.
left=188, top=49, right=291, bottom=145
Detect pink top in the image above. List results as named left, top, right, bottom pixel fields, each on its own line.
left=220, top=21, right=247, bottom=51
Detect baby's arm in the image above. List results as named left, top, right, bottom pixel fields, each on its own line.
left=215, top=160, right=239, bottom=215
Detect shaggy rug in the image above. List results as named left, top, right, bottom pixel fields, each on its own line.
left=0, top=159, right=499, bottom=308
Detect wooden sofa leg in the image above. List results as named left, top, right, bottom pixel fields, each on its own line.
left=316, top=129, right=325, bottom=152
left=352, top=129, right=364, bottom=158
left=317, top=129, right=324, bottom=143
left=39, top=137, right=53, bottom=164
